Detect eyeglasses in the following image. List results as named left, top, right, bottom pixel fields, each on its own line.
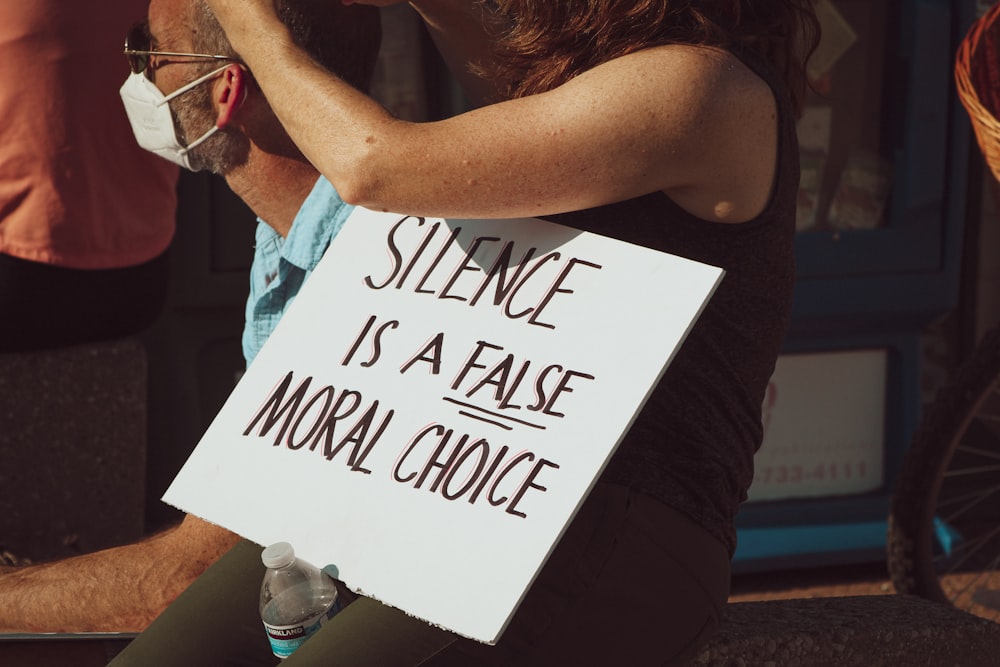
left=124, top=22, right=238, bottom=77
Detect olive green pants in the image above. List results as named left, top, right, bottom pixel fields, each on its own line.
left=111, top=483, right=729, bottom=666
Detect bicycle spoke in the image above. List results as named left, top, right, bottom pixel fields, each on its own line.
left=973, top=403, right=1000, bottom=423
left=953, top=444, right=1000, bottom=463
left=938, top=484, right=1000, bottom=525
left=943, top=464, right=1000, bottom=477
left=934, top=523, right=1000, bottom=575
left=936, top=483, right=1000, bottom=515
left=973, top=406, right=1000, bottom=423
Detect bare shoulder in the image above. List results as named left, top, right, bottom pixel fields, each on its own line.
left=569, top=45, right=779, bottom=222
left=422, top=42, right=779, bottom=219
left=564, top=43, right=776, bottom=140
left=624, top=44, right=772, bottom=110
left=580, top=44, right=769, bottom=91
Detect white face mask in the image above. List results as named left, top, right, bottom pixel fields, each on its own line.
left=119, top=65, right=228, bottom=170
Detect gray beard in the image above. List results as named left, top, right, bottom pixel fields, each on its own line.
left=169, top=88, right=249, bottom=175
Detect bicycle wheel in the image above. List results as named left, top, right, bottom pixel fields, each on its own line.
left=887, top=323, right=1000, bottom=622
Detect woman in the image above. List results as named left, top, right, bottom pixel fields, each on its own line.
left=119, top=1, right=819, bottom=665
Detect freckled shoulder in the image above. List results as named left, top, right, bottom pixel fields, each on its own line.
left=564, top=43, right=772, bottom=127
left=585, top=44, right=779, bottom=222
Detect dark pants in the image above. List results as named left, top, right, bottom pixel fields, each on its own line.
left=111, top=483, right=730, bottom=666
left=0, top=250, right=169, bottom=352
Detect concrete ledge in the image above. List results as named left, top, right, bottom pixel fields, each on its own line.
left=0, top=633, right=135, bottom=667
left=0, top=338, right=147, bottom=562
left=688, top=595, right=1000, bottom=666
left=1, top=594, right=995, bottom=665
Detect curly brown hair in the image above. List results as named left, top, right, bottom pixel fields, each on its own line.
left=482, top=0, right=820, bottom=112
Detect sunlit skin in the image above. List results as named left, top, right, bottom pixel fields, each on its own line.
left=202, top=0, right=779, bottom=223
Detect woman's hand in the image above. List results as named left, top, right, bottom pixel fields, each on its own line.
left=202, top=0, right=285, bottom=55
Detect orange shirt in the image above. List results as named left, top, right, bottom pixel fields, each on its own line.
left=0, top=1, right=178, bottom=269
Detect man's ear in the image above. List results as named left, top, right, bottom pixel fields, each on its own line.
left=214, top=64, right=248, bottom=129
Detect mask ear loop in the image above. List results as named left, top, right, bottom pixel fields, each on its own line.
left=178, top=124, right=219, bottom=156
left=168, top=64, right=239, bottom=156
left=158, top=64, right=231, bottom=106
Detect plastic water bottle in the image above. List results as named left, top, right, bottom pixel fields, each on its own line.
left=259, top=542, right=341, bottom=659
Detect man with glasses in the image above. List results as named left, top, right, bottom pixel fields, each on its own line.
left=0, top=0, right=381, bottom=637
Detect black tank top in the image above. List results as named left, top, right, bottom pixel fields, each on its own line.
left=545, top=48, right=798, bottom=554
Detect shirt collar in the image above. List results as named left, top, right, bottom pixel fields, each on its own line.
left=257, top=176, right=352, bottom=272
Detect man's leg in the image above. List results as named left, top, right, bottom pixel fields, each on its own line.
left=283, top=597, right=458, bottom=667
left=110, top=538, right=458, bottom=667
left=109, top=540, right=275, bottom=667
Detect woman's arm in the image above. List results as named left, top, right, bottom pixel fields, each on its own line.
left=205, top=0, right=775, bottom=222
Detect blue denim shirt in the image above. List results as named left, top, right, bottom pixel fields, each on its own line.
left=242, top=177, right=353, bottom=365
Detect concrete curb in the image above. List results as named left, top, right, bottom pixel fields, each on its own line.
left=688, top=595, right=1000, bottom=666
left=0, top=338, right=147, bottom=562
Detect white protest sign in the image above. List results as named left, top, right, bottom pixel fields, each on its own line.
left=164, top=208, right=723, bottom=643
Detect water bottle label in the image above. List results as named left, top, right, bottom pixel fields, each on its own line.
left=263, top=598, right=342, bottom=659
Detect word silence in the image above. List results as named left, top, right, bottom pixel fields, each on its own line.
left=364, top=216, right=603, bottom=331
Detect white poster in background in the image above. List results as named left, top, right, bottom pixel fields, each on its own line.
left=164, top=208, right=723, bottom=643
left=748, top=348, right=887, bottom=503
